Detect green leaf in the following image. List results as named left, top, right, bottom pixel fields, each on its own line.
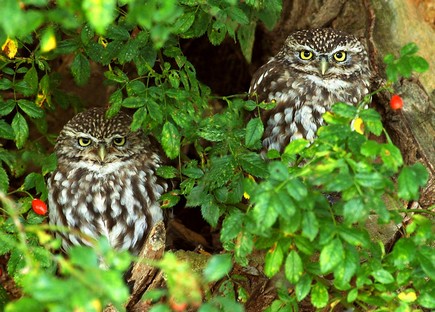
left=130, top=107, right=147, bottom=131
left=283, top=138, right=309, bottom=155
left=157, top=165, right=178, bottom=179
left=334, top=246, right=358, bottom=290
left=201, top=199, right=220, bottom=227
left=380, top=144, right=403, bottom=171
left=251, top=190, right=278, bottom=231
left=359, top=109, right=382, bottom=136
left=5, top=297, right=44, bottom=312
left=332, top=102, right=357, bottom=118
left=400, top=42, right=418, bottom=56
left=147, top=99, right=163, bottom=123
left=295, top=274, right=312, bottom=301
left=284, top=250, right=303, bottom=284
left=372, top=269, right=395, bottom=284
left=0, top=166, right=9, bottom=192
left=161, top=121, right=180, bottom=159
left=14, top=80, right=35, bottom=97
left=23, top=66, right=38, bottom=95
left=338, top=227, right=370, bottom=247
left=245, top=117, right=264, bottom=147
left=385, top=64, right=399, bottom=83
left=18, top=99, right=44, bottom=119
left=173, top=11, right=195, bottom=34
left=0, top=120, right=15, bottom=140
left=238, top=152, right=268, bottom=178
left=186, top=185, right=208, bottom=207
left=106, top=24, right=130, bottom=40
left=227, top=7, right=249, bottom=24
left=398, top=163, right=428, bottom=200
left=391, top=238, right=415, bottom=269
left=268, top=161, right=289, bottom=181
left=221, top=209, right=244, bottom=242
left=347, top=288, right=358, bottom=303
left=70, top=53, right=90, bottom=86
left=320, top=238, right=344, bottom=273
left=208, top=20, right=226, bottom=45
left=397, top=56, right=413, bottom=78
left=41, top=153, right=57, bottom=176
left=203, top=254, right=233, bottom=283
left=417, top=248, right=435, bottom=280
left=343, top=198, right=367, bottom=224
left=11, top=112, right=29, bottom=149
left=383, top=53, right=395, bottom=64
left=311, top=282, right=328, bottom=308
left=237, top=23, right=256, bottom=63
left=126, top=80, right=146, bottom=96
left=107, top=89, right=123, bottom=117
left=264, top=244, right=284, bottom=278
left=182, top=165, right=203, bottom=179
left=355, top=172, right=385, bottom=189
left=69, top=245, right=99, bottom=268
left=82, top=0, right=116, bottom=34
left=418, top=291, right=435, bottom=309
left=122, top=97, right=145, bottom=108
left=258, top=0, right=282, bottom=30
left=301, top=211, right=318, bottom=241
left=101, top=41, right=124, bottom=64
left=0, top=78, right=13, bottom=91
left=409, top=55, right=429, bottom=73
left=285, top=178, right=307, bottom=201
left=0, top=100, right=16, bottom=116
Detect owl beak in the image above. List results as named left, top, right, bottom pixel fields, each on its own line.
left=98, top=144, right=107, bottom=162
left=320, top=57, right=329, bottom=75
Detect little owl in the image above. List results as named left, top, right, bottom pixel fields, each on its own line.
left=249, top=28, right=372, bottom=152
left=48, top=107, right=167, bottom=255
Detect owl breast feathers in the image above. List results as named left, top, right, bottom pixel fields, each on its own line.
left=48, top=107, right=167, bottom=255
left=249, top=28, right=372, bottom=152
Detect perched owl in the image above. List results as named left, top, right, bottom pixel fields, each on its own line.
left=48, top=107, right=167, bottom=255
left=249, top=28, right=372, bottom=152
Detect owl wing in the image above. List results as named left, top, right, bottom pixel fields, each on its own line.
left=250, top=58, right=317, bottom=151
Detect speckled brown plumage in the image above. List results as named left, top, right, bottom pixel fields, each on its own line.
left=48, top=107, right=167, bottom=255
left=249, top=28, right=372, bottom=152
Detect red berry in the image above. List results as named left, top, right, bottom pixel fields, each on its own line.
left=32, top=198, right=48, bottom=215
left=390, top=94, right=404, bottom=110
left=169, top=297, right=188, bottom=312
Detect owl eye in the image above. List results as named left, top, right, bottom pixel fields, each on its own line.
left=113, top=137, right=126, bottom=146
left=78, top=137, right=92, bottom=147
left=299, top=50, right=313, bottom=60
left=333, top=51, right=347, bottom=62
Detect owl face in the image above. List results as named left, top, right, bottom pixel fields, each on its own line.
left=278, top=28, right=370, bottom=84
left=55, top=108, right=146, bottom=166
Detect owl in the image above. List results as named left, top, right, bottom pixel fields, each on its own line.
left=249, top=28, right=372, bottom=152
left=48, top=107, right=168, bottom=255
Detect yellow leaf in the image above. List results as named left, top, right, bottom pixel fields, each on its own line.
left=351, top=117, right=364, bottom=134
left=398, top=291, right=417, bottom=303
left=41, top=29, right=57, bottom=53
left=243, top=174, right=256, bottom=200
left=1, top=37, right=18, bottom=59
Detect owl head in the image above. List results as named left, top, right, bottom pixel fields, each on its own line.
left=278, top=28, right=371, bottom=81
left=55, top=107, right=147, bottom=165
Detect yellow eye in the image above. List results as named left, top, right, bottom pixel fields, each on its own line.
left=299, top=50, right=313, bottom=60
left=333, top=51, right=347, bottom=62
left=113, top=137, right=126, bottom=146
left=78, top=137, right=92, bottom=147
